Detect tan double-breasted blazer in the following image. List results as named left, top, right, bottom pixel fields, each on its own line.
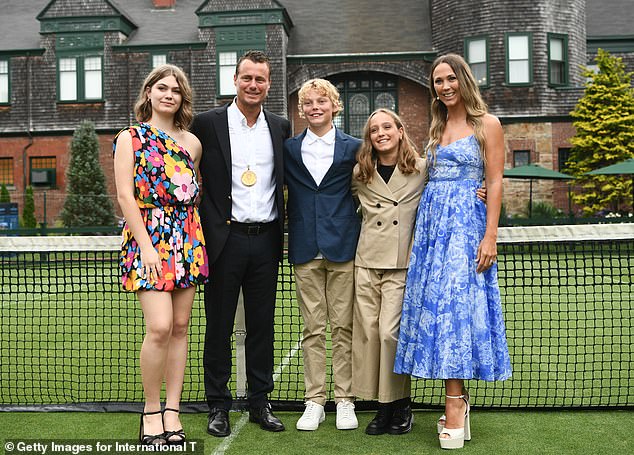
left=352, top=157, right=427, bottom=269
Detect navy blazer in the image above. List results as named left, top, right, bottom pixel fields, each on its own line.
left=191, top=103, right=291, bottom=264
left=284, top=128, right=362, bottom=265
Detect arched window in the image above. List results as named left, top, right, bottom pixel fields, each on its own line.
left=330, top=73, right=398, bottom=137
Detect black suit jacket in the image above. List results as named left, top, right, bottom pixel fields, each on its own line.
left=191, top=103, right=291, bottom=264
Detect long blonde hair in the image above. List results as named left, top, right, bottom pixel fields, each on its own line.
left=133, top=64, right=193, bottom=130
left=428, top=54, right=488, bottom=161
left=355, top=109, right=420, bottom=184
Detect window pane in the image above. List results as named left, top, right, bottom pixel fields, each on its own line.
left=508, top=35, right=529, bottom=59
left=0, top=74, right=7, bottom=103
left=84, top=57, right=102, bottom=99
left=84, top=57, right=101, bottom=71
left=0, top=60, right=7, bottom=73
left=468, top=39, right=486, bottom=63
left=349, top=93, right=370, bottom=138
left=59, top=58, right=77, bottom=101
left=550, top=38, right=563, bottom=61
left=558, top=148, right=571, bottom=172
left=0, top=158, right=13, bottom=185
left=375, top=92, right=395, bottom=111
left=219, top=66, right=236, bottom=96
left=30, top=156, right=56, bottom=187
left=509, top=60, right=529, bottom=83
left=85, top=70, right=102, bottom=99
left=219, top=52, right=237, bottom=96
left=59, top=58, right=76, bottom=71
left=31, top=157, right=56, bottom=168
left=513, top=150, right=530, bottom=167
left=152, top=54, right=167, bottom=68
left=550, top=61, right=565, bottom=84
left=60, top=72, right=77, bottom=100
left=219, top=52, right=236, bottom=66
left=472, top=62, right=487, bottom=85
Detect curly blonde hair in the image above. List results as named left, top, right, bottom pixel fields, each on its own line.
left=133, top=64, right=193, bottom=131
left=297, top=79, right=343, bottom=118
left=428, top=54, right=488, bottom=161
left=355, top=109, right=420, bottom=184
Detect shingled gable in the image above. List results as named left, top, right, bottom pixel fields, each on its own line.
left=36, top=0, right=136, bottom=35
left=196, top=0, right=285, bottom=13
left=195, top=0, right=293, bottom=34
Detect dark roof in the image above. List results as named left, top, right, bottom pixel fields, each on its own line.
left=117, top=0, right=201, bottom=45
left=0, top=1, right=631, bottom=55
left=281, top=0, right=433, bottom=55
left=0, top=1, right=49, bottom=51
left=586, top=0, right=634, bottom=37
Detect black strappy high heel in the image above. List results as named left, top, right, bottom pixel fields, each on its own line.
left=139, top=410, right=166, bottom=445
left=163, top=408, right=186, bottom=446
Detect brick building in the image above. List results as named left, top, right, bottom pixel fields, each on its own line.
left=0, top=0, right=632, bottom=224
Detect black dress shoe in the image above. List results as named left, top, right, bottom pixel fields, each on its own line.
left=207, top=408, right=231, bottom=437
left=365, top=402, right=393, bottom=435
left=388, top=398, right=413, bottom=435
left=249, top=404, right=285, bottom=432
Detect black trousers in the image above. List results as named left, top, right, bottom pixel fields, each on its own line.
left=203, top=222, right=281, bottom=411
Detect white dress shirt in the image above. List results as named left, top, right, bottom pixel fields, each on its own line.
left=300, top=126, right=336, bottom=186
left=227, top=101, right=277, bottom=223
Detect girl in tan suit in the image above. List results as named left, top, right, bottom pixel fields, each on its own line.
left=351, top=109, right=426, bottom=435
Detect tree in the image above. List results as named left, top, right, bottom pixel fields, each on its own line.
left=21, top=186, right=36, bottom=228
left=61, top=120, right=115, bottom=227
left=567, top=49, right=634, bottom=214
left=0, top=184, right=10, bottom=203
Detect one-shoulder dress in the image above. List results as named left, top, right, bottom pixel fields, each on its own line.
left=394, top=135, right=512, bottom=381
left=113, top=123, right=208, bottom=292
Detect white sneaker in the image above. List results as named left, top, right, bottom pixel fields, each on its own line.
left=296, top=401, right=325, bottom=431
left=336, top=400, right=358, bottom=430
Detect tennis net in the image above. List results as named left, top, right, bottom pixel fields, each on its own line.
left=0, top=223, right=632, bottom=411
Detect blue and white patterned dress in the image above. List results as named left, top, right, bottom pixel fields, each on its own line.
left=394, top=135, right=512, bottom=381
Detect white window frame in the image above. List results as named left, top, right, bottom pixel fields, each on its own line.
left=506, top=33, right=532, bottom=85
left=218, top=51, right=237, bottom=97
left=548, top=34, right=568, bottom=86
left=465, top=37, right=488, bottom=87
left=58, top=55, right=103, bottom=102
left=0, top=59, right=8, bottom=104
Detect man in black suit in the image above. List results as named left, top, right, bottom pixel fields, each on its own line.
left=191, top=50, right=291, bottom=437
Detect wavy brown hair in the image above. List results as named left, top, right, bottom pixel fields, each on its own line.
left=133, top=64, right=193, bottom=130
left=355, top=109, right=420, bottom=184
left=428, top=53, right=488, bottom=161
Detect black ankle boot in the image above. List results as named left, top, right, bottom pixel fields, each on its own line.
left=365, top=402, right=394, bottom=435
left=388, top=397, right=413, bottom=435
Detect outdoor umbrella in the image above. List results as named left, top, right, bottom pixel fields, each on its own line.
left=503, top=163, right=575, bottom=217
left=587, top=158, right=634, bottom=212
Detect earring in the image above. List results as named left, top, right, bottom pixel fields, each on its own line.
left=436, top=96, right=440, bottom=101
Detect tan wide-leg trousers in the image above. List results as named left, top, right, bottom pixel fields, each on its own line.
left=352, top=267, right=411, bottom=403
left=294, top=259, right=355, bottom=405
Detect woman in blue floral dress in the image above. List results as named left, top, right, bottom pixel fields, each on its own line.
left=394, top=54, right=511, bottom=449
left=113, top=64, right=207, bottom=445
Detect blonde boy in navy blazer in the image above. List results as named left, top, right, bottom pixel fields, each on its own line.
left=284, top=79, right=361, bottom=431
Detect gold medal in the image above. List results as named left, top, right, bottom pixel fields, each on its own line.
left=241, top=168, right=257, bottom=187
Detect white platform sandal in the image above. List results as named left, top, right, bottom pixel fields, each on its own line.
left=437, top=388, right=470, bottom=435
left=439, top=394, right=471, bottom=450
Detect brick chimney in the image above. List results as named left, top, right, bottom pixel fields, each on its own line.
left=153, top=0, right=175, bottom=8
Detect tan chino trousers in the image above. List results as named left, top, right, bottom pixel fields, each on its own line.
left=294, top=259, right=355, bottom=405
left=352, top=267, right=411, bottom=403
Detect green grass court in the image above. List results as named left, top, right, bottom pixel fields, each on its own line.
left=0, top=236, right=633, bottom=453
left=1, top=410, right=633, bottom=454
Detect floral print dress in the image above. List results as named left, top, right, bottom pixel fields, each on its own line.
left=114, top=123, right=208, bottom=292
left=394, top=135, right=512, bottom=381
